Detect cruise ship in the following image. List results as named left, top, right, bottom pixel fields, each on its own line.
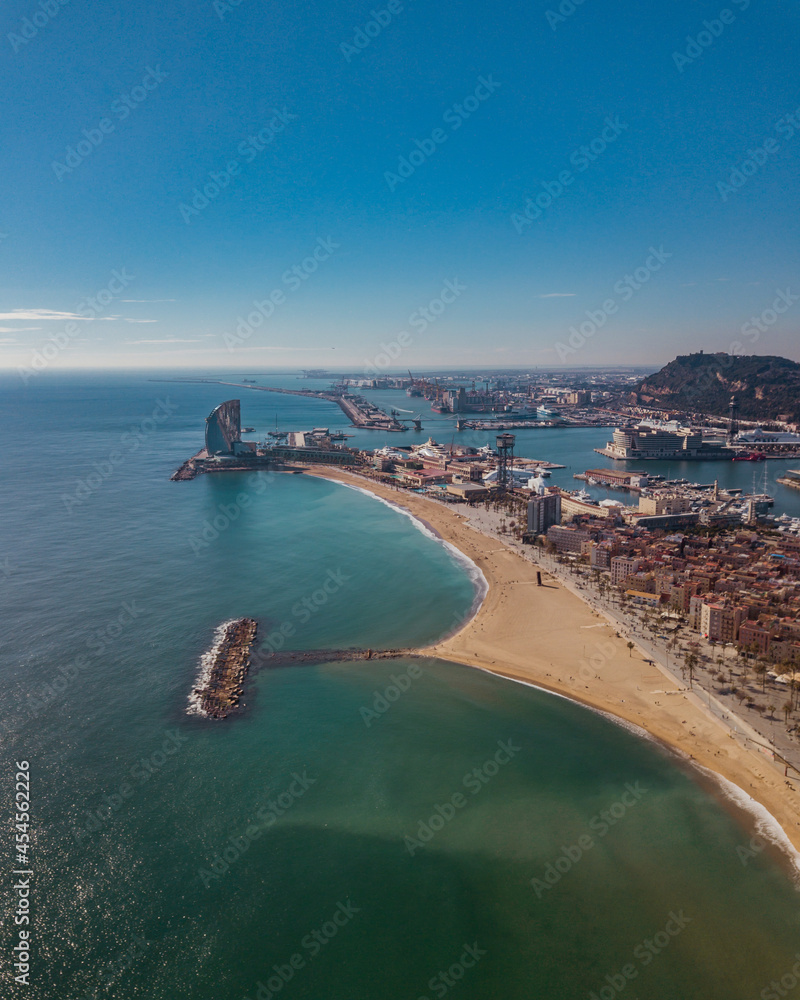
left=537, top=405, right=560, bottom=419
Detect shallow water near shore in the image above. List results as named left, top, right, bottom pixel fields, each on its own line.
left=1, top=372, right=800, bottom=1000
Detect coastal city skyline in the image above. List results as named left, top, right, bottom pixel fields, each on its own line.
left=7, top=2, right=800, bottom=998
left=4, top=2, right=799, bottom=371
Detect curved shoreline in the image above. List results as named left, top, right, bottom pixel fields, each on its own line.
left=301, top=465, right=800, bottom=862
left=462, top=658, right=800, bottom=879
left=332, top=477, right=489, bottom=634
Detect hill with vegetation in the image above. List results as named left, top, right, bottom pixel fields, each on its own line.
left=630, top=353, right=800, bottom=424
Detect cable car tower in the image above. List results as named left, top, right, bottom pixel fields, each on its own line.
left=496, top=433, right=516, bottom=494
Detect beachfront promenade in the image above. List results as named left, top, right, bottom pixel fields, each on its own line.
left=477, top=522, right=800, bottom=777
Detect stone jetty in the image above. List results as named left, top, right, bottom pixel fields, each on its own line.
left=190, top=618, right=258, bottom=719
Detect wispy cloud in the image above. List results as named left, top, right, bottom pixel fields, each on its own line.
left=538, top=292, right=576, bottom=298
left=0, top=326, right=41, bottom=333
left=0, top=309, right=94, bottom=321
left=124, top=337, right=201, bottom=345
left=121, top=299, right=175, bottom=303
left=124, top=318, right=158, bottom=323
left=0, top=337, right=18, bottom=344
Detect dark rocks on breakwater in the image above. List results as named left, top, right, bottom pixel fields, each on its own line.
left=192, top=618, right=258, bottom=719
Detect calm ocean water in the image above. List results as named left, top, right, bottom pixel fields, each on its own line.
left=1, top=371, right=799, bottom=1000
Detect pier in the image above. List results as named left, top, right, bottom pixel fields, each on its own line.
left=191, top=618, right=258, bottom=719
left=170, top=451, right=276, bottom=481
left=217, top=381, right=408, bottom=432
left=778, top=471, right=800, bottom=491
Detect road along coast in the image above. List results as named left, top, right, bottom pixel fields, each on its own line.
left=301, top=465, right=800, bottom=863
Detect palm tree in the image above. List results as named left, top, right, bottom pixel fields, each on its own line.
left=783, top=700, right=793, bottom=725
left=627, top=641, right=634, bottom=658
left=685, top=652, right=698, bottom=689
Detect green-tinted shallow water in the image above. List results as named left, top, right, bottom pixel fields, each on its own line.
left=1, top=373, right=799, bottom=1000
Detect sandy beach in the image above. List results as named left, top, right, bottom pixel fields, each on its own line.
left=304, top=465, right=800, bottom=859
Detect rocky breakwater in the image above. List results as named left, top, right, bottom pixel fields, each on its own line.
left=189, top=618, right=258, bottom=719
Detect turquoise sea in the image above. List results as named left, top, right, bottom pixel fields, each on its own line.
left=2, top=371, right=800, bottom=1000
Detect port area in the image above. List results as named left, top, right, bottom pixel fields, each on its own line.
left=192, top=618, right=258, bottom=719
left=458, top=417, right=612, bottom=431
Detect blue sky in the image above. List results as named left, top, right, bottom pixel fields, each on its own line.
left=2, top=0, right=799, bottom=372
